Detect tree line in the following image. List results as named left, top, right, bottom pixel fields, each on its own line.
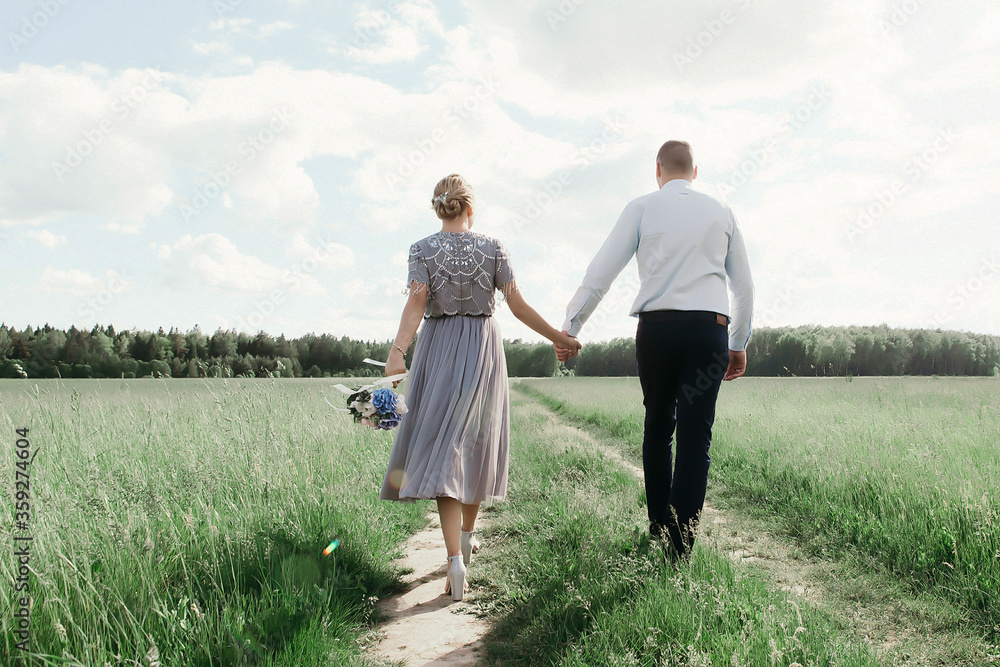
left=1, top=323, right=997, bottom=379
left=557, top=325, right=1000, bottom=378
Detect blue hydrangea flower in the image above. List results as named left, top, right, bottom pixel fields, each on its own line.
left=377, top=412, right=401, bottom=430
left=371, top=387, right=398, bottom=413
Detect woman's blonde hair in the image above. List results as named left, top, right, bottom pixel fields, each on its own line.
left=431, top=174, right=474, bottom=220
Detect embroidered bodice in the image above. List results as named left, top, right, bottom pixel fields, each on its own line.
left=405, top=231, right=517, bottom=317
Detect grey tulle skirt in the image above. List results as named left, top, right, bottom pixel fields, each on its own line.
left=379, top=315, right=510, bottom=504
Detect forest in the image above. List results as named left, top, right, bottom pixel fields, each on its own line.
left=1, top=323, right=998, bottom=379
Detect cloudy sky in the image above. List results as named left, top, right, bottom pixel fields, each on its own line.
left=1, top=0, right=998, bottom=344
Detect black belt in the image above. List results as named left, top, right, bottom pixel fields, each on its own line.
left=638, top=310, right=729, bottom=326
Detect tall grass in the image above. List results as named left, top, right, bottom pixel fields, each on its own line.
left=473, top=387, right=879, bottom=665
left=518, top=376, right=1000, bottom=640
left=0, top=378, right=425, bottom=665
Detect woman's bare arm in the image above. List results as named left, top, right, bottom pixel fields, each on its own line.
left=505, top=287, right=581, bottom=352
left=385, top=285, right=428, bottom=386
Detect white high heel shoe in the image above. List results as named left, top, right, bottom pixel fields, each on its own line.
left=444, top=554, right=468, bottom=601
left=461, top=530, right=480, bottom=566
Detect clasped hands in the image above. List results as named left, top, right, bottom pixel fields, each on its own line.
left=553, top=330, right=581, bottom=362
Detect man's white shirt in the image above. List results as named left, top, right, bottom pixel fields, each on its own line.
left=562, top=178, right=754, bottom=351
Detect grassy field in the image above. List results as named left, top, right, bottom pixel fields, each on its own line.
left=4, top=375, right=997, bottom=665
left=517, top=376, right=1000, bottom=641
left=472, top=386, right=880, bottom=665
left=0, top=378, right=425, bottom=666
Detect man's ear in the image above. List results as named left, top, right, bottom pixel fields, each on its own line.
left=692, top=165, right=698, bottom=181
left=655, top=162, right=661, bottom=178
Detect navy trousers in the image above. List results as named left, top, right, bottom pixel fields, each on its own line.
left=635, top=317, right=729, bottom=556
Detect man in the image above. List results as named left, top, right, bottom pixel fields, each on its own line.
left=556, top=140, right=754, bottom=557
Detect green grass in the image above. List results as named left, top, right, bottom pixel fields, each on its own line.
left=0, top=378, right=425, bottom=666
left=472, top=387, right=879, bottom=666
left=6, top=375, right=996, bottom=665
left=517, top=376, right=1000, bottom=641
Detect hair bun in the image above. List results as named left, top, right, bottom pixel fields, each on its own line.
left=431, top=175, right=473, bottom=220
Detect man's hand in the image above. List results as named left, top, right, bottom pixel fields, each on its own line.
left=723, top=349, right=746, bottom=381
left=554, top=346, right=575, bottom=362
left=553, top=331, right=581, bottom=362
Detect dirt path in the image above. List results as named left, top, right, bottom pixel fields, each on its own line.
left=514, top=386, right=993, bottom=667
left=370, top=510, right=489, bottom=666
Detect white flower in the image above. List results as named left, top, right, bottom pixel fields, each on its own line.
left=396, top=394, right=408, bottom=414
left=349, top=399, right=364, bottom=412
left=361, top=402, right=377, bottom=417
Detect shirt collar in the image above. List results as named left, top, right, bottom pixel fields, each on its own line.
left=661, top=178, right=692, bottom=190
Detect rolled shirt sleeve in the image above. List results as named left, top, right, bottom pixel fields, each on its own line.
left=724, top=211, right=754, bottom=351
left=562, top=202, right=641, bottom=337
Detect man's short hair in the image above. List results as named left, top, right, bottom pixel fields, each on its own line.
left=656, top=140, right=694, bottom=174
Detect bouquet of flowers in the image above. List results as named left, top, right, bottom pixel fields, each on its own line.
left=326, top=358, right=409, bottom=430
left=346, top=386, right=408, bottom=430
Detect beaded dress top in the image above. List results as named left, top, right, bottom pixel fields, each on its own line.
left=405, top=231, right=517, bottom=318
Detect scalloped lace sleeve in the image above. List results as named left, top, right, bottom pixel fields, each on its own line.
left=495, top=240, right=519, bottom=302
left=402, top=242, right=429, bottom=296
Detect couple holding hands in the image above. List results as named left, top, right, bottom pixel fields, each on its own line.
left=381, top=140, right=754, bottom=600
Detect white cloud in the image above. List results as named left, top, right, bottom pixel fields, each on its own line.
left=340, top=0, right=444, bottom=64
left=27, top=229, right=67, bottom=248
left=343, top=277, right=375, bottom=299
left=456, top=2, right=901, bottom=120
left=0, top=64, right=315, bottom=232
left=155, top=233, right=325, bottom=296
left=285, top=234, right=356, bottom=271
left=208, top=18, right=254, bottom=34
left=37, top=268, right=131, bottom=295
left=963, top=6, right=1000, bottom=51
left=0, top=64, right=176, bottom=230
left=344, top=22, right=423, bottom=64
left=257, top=21, right=295, bottom=39
left=192, top=41, right=228, bottom=56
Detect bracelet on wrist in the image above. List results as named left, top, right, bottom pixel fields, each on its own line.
left=392, top=343, right=406, bottom=355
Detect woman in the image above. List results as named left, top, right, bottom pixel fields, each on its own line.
left=380, top=173, right=581, bottom=601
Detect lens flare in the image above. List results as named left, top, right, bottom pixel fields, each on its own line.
left=388, top=468, right=408, bottom=490
left=323, top=539, right=340, bottom=555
